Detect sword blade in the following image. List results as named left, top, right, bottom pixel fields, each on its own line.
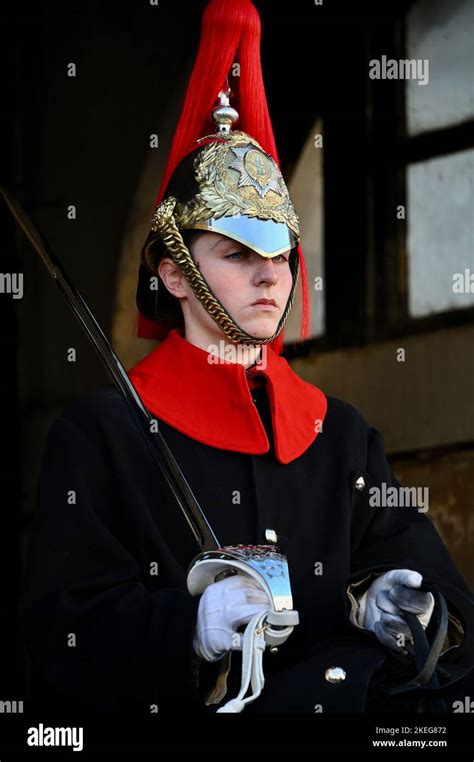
left=1, top=186, right=220, bottom=552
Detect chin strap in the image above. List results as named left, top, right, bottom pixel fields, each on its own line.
left=216, top=607, right=299, bottom=713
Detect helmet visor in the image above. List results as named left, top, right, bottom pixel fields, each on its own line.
left=189, top=214, right=297, bottom=257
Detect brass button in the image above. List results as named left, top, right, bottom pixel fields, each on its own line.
left=355, top=476, right=365, bottom=491
left=325, top=666, right=346, bottom=684
left=265, top=529, right=278, bottom=544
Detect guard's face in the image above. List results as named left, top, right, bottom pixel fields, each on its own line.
left=184, top=231, right=293, bottom=342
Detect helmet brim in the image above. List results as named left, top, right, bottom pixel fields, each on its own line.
left=187, top=214, right=297, bottom=258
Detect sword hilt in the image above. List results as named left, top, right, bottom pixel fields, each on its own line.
left=187, top=543, right=297, bottom=616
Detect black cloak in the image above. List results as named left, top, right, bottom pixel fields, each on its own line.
left=19, top=380, right=474, bottom=714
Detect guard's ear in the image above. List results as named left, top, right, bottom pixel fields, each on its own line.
left=157, top=257, right=188, bottom=300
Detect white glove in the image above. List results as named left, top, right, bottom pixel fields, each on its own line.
left=362, top=569, right=435, bottom=651
left=193, top=573, right=271, bottom=663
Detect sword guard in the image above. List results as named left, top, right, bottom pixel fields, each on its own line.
left=186, top=543, right=295, bottom=613
left=188, top=544, right=299, bottom=712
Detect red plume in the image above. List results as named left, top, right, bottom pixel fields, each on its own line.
left=137, top=0, right=311, bottom=349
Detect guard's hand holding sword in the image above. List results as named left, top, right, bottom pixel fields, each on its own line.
left=193, top=574, right=272, bottom=662
left=187, top=544, right=300, bottom=712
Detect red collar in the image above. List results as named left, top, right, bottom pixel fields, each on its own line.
left=128, top=328, right=327, bottom=464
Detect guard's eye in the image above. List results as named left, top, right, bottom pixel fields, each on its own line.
left=225, top=251, right=289, bottom=262
left=225, top=251, right=248, bottom=260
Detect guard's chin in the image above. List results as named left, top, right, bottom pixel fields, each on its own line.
left=240, top=316, right=281, bottom=340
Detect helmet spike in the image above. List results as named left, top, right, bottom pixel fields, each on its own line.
left=212, top=87, right=239, bottom=136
